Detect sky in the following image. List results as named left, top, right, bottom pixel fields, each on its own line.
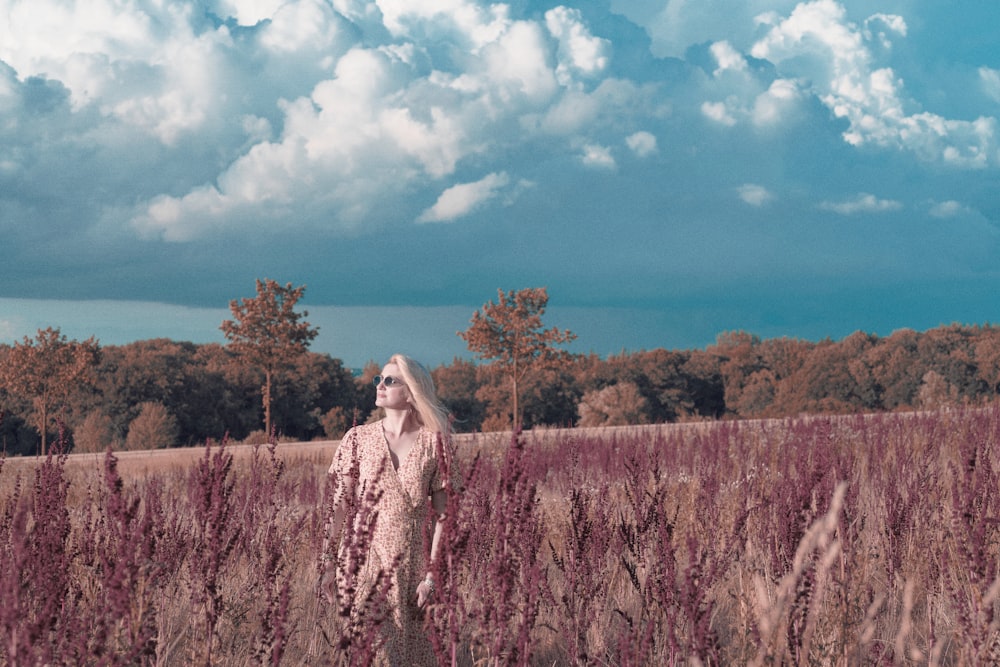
left=2, top=0, right=999, bottom=369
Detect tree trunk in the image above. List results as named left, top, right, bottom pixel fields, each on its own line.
left=39, top=401, right=48, bottom=457
left=263, top=371, right=273, bottom=438
left=511, top=372, right=520, bottom=432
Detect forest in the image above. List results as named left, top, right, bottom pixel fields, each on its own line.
left=3, top=321, right=1000, bottom=456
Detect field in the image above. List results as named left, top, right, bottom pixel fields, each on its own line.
left=1, top=407, right=998, bottom=666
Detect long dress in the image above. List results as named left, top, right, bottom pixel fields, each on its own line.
left=328, top=421, right=452, bottom=666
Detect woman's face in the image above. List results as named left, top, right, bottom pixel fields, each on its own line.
left=374, top=362, right=411, bottom=410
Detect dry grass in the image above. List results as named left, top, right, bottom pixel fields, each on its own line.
left=2, top=409, right=999, bottom=665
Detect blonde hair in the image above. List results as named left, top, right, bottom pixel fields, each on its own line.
left=389, top=353, right=450, bottom=436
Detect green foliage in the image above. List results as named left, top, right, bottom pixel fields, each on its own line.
left=221, top=279, right=319, bottom=436
left=458, top=287, right=576, bottom=429
left=578, top=381, right=648, bottom=427
left=0, top=327, right=100, bottom=455
left=125, top=402, right=179, bottom=450
left=73, top=410, right=120, bottom=453
left=8, top=312, right=1000, bottom=451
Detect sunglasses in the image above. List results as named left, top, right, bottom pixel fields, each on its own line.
left=372, top=375, right=406, bottom=388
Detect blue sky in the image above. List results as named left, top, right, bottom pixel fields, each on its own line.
left=2, top=0, right=999, bottom=368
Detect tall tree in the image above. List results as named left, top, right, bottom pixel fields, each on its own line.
left=0, top=327, right=99, bottom=455
left=220, top=279, right=319, bottom=437
left=458, top=287, right=576, bottom=430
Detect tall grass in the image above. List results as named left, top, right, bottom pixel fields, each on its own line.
left=1, top=407, right=998, bottom=665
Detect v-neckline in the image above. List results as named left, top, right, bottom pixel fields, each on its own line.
left=382, top=421, right=419, bottom=473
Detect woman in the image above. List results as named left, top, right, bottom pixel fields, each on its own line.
left=323, top=354, right=456, bottom=666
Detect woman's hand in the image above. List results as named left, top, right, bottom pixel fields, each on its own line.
left=416, top=575, right=435, bottom=608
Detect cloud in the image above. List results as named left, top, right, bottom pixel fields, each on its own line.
left=610, top=0, right=800, bottom=59
left=580, top=143, right=616, bottom=168
left=539, top=78, right=661, bottom=136
left=819, top=193, right=902, bottom=214
left=626, top=131, right=657, bottom=156
left=129, top=40, right=476, bottom=239
left=375, top=0, right=510, bottom=46
left=257, top=0, right=353, bottom=53
left=118, top=2, right=658, bottom=242
left=545, top=6, right=611, bottom=84
left=928, top=200, right=973, bottom=219
left=863, top=12, right=907, bottom=48
left=738, top=184, right=774, bottom=206
left=417, top=172, right=510, bottom=223
left=710, top=41, right=747, bottom=75
left=213, top=0, right=287, bottom=27
left=702, top=100, right=737, bottom=126
left=752, top=78, right=802, bottom=126
left=747, top=0, right=998, bottom=167
left=3, top=0, right=1000, bottom=347
left=701, top=39, right=805, bottom=129
left=16, top=0, right=991, bottom=255
left=981, top=67, right=1000, bottom=104
left=0, top=0, right=242, bottom=144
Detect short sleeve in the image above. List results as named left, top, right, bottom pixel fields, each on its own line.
left=429, top=431, right=462, bottom=495
left=329, top=427, right=360, bottom=503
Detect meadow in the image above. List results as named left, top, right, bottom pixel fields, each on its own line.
left=1, top=407, right=998, bottom=666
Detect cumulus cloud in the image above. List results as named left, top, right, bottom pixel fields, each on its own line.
left=257, top=0, right=352, bottom=53
left=820, top=193, right=902, bottom=214
left=747, top=0, right=998, bottom=166
left=540, top=78, right=659, bottom=136
left=738, top=184, right=774, bottom=206
left=699, top=52, right=805, bottom=129
left=580, top=143, right=616, bottom=168
left=863, top=12, right=907, bottom=47
left=417, top=172, right=510, bottom=223
left=612, top=0, right=799, bottom=59
left=545, top=6, right=611, bottom=84
left=626, top=131, right=657, bottom=156
left=375, top=0, right=510, bottom=46
left=710, top=41, right=747, bottom=75
left=0, top=0, right=240, bottom=144
left=0, top=0, right=670, bottom=246
left=752, top=78, right=802, bottom=126
left=3, top=0, right=999, bottom=309
left=3, top=0, right=1000, bottom=364
left=212, top=0, right=273, bottom=26
left=117, top=1, right=661, bottom=240
left=702, top=100, right=738, bottom=126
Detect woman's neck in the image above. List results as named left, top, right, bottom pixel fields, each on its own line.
left=382, top=409, right=417, bottom=437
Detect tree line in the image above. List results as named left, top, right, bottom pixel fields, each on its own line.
left=2, top=282, right=999, bottom=456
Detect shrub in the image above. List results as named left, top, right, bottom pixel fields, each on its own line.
left=577, top=381, right=649, bottom=426
left=73, top=409, right=120, bottom=453
left=125, top=402, right=178, bottom=450
left=319, top=406, right=350, bottom=439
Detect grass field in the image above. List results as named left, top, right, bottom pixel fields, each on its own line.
left=1, top=409, right=998, bottom=665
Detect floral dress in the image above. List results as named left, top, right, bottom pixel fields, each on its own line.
left=328, top=421, right=454, bottom=666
